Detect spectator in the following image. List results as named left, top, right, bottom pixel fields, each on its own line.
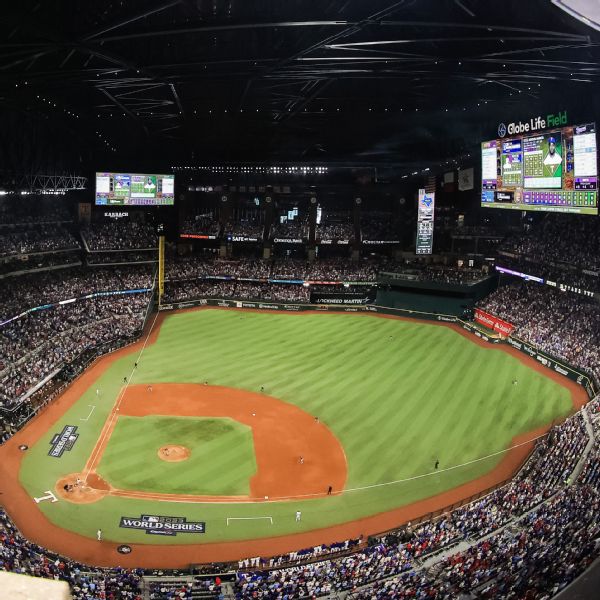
left=82, top=221, right=157, bottom=251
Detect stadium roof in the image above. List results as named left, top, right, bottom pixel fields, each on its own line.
left=1, top=0, right=599, bottom=176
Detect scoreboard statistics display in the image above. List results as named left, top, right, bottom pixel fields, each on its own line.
left=96, top=173, right=175, bottom=206
left=481, top=121, right=598, bottom=215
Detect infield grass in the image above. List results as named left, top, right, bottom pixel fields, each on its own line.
left=96, top=416, right=256, bottom=496
left=20, top=309, right=574, bottom=543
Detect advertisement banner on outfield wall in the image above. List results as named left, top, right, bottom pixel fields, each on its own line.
left=474, top=309, right=514, bottom=336
left=310, top=292, right=375, bottom=305
left=506, top=336, right=597, bottom=398
left=460, top=320, right=501, bottom=344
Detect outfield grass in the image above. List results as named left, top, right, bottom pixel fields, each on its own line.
left=20, top=309, right=574, bottom=544
left=96, top=416, right=256, bottom=495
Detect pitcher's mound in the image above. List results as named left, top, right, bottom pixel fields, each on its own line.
left=158, top=445, right=191, bottom=462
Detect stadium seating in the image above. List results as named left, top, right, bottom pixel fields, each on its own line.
left=0, top=266, right=154, bottom=428
left=478, top=281, right=600, bottom=384
left=82, top=222, right=157, bottom=251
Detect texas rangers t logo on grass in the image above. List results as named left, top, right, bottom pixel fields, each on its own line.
left=48, top=425, right=79, bottom=458
left=119, top=514, right=206, bottom=536
left=33, top=491, right=58, bottom=504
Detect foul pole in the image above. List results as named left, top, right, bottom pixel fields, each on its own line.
left=158, top=235, right=165, bottom=306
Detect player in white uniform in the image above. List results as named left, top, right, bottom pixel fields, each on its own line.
left=543, top=137, right=562, bottom=169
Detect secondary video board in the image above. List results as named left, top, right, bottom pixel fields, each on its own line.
left=416, top=189, right=435, bottom=254
left=481, top=119, right=597, bottom=215
left=96, top=173, right=175, bottom=206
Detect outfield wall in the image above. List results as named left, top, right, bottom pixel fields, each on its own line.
left=159, top=297, right=598, bottom=400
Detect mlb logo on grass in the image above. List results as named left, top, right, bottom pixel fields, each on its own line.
left=145, top=516, right=160, bottom=523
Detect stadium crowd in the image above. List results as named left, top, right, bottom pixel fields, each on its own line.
left=420, top=265, right=487, bottom=284
left=0, top=507, right=143, bottom=599
left=224, top=216, right=265, bottom=240
left=478, top=281, right=600, bottom=383
left=0, top=196, right=72, bottom=225
left=148, top=577, right=222, bottom=600
left=0, top=265, right=153, bottom=417
left=0, top=265, right=153, bottom=321
left=496, top=255, right=600, bottom=294
left=0, top=293, right=150, bottom=408
left=163, top=281, right=310, bottom=304
left=82, top=221, right=157, bottom=251
left=386, top=263, right=488, bottom=285
left=361, top=211, right=401, bottom=242
left=316, top=221, right=355, bottom=241
left=271, top=218, right=308, bottom=240
left=87, top=251, right=158, bottom=265
left=165, top=256, right=381, bottom=283
left=0, top=252, right=81, bottom=276
left=160, top=256, right=491, bottom=303
left=180, top=214, right=221, bottom=237
left=167, top=256, right=271, bottom=280
left=0, top=224, right=80, bottom=257
left=499, top=214, right=600, bottom=272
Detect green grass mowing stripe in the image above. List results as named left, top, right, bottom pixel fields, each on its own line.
left=443, top=355, right=503, bottom=465
left=97, top=416, right=256, bottom=495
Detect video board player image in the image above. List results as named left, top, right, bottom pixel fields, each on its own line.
left=524, top=132, right=563, bottom=187
left=113, top=174, right=131, bottom=198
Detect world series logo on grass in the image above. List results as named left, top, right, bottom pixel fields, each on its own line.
left=48, top=425, right=79, bottom=458
left=119, top=514, right=206, bottom=536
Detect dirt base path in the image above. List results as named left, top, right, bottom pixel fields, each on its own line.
left=0, top=307, right=588, bottom=568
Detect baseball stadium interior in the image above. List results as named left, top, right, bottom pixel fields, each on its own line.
left=1, top=1, right=600, bottom=599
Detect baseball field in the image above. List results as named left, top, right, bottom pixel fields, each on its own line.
left=0, top=307, right=584, bottom=567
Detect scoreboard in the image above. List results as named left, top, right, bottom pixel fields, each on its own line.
left=481, top=121, right=597, bottom=215
left=96, top=173, right=175, bottom=206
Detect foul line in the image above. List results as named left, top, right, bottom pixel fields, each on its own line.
left=227, top=517, right=273, bottom=525
left=83, top=311, right=160, bottom=478
left=340, top=433, right=547, bottom=495
left=79, top=405, right=96, bottom=422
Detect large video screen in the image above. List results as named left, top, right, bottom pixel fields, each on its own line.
left=481, top=122, right=597, bottom=214
left=95, top=172, right=175, bottom=206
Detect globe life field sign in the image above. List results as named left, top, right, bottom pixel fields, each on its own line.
left=497, top=111, right=568, bottom=138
